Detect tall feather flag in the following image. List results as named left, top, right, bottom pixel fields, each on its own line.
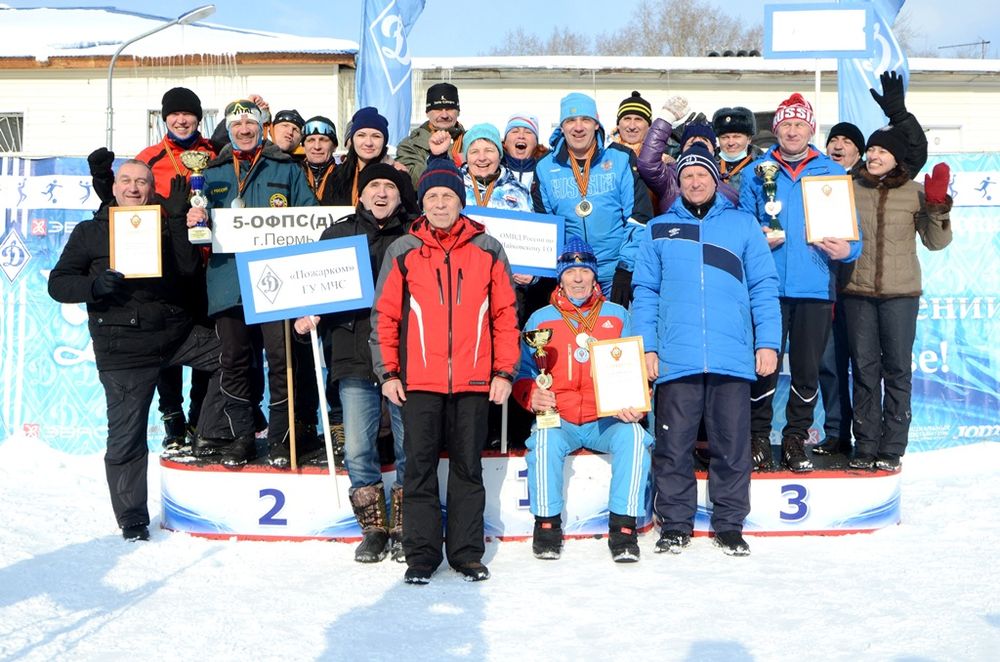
left=837, top=0, right=909, bottom=139
left=356, top=0, right=426, bottom=147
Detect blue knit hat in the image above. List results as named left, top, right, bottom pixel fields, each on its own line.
left=418, top=158, right=466, bottom=209
left=560, top=92, right=599, bottom=125
left=463, top=123, right=503, bottom=161
left=348, top=106, right=389, bottom=143
left=556, top=237, right=598, bottom=281
left=676, top=143, right=721, bottom=186
left=680, top=120, right=717, bottom=150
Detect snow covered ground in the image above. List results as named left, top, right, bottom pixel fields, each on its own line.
left=1, top=434, right=998, bottom=661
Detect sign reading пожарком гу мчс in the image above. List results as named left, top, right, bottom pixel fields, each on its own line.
left=236, top=235, right=374, bottom=324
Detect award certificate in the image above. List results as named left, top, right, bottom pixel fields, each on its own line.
left=109, top=205, right=162, bottom=278
left=590, top=336, right=652, bottom=417
left=801, top=175, right=859, bottom=243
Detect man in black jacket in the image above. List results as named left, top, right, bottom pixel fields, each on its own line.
left=295, top=162, right=414, bottom=564
left=48, top=160, right=223, bottom=542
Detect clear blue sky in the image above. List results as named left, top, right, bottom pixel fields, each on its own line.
left=6, top=0, right=999, bottom=58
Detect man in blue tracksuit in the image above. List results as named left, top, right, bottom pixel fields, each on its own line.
left=532, top=92, right=652, bottom=306
left=739, top=93, right=861, bottom=473
left=633, top=144, right=781, bottom=556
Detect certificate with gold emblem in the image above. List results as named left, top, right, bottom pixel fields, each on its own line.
left=109, top=205, right=162, bottom=278
left=590, top=336, right=651, bottom=417
left=801, top=175, right=859, bottom=243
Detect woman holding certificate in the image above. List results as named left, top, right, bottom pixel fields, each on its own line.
left=840, top=127, right=953, bottom=472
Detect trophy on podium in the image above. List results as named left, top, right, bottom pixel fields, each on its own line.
left=522, top=328, right=561, bottom=429
left=181, top=150, right=212, bottom=245
left=755, top=160, right=785, bottom=240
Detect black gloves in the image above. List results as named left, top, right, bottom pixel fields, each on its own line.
left=160, top=174, right=191, bottom=219
left=870, top=70, right=907, bottom=122
left=87, top=147, right=115, bottom=205
left=610, top=268, right=633, bottom=307
left=92, top=269, right=125, bottom=300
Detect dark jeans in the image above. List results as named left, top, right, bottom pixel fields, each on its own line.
left=401, top=391, right=489, bottom=571
left=654, top=374, right=751, bottom=534
left=842, top=295, right=919, bottom=459
left=751, top=298, right=832, bottom=441
left=100, top=324, right=222, bottom=528
left=818, top=299, right=853, bottom=441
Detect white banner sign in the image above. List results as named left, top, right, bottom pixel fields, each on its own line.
left=211, top=205, right=355, bottom=254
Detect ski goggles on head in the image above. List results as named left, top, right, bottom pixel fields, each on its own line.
left=303, top=119, right=337, bottom=141
left=557, top=251, right=598, bottom=266
left=272, top=109, right=304, bottom=128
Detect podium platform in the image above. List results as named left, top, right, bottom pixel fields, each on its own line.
left=160, top=448, right=900, bottom=542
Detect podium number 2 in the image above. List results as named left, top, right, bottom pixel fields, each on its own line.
left=259, top=488, right=288, bottom=526
left=780, top=484, right=808, bottom=521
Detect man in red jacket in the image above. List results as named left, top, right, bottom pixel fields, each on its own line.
left=371, top=158, right=519, bottom=585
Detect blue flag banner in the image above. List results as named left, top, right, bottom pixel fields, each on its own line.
left=356, top=0, right=426, bottom=147
left=837, top=0, right=908, bottom=139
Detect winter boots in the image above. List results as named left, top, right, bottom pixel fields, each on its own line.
left=532, top=515, right=564, bottom=560
left=161, top=412, right=187, bottom=453
left=655, top=529, right=691, bottom=554
left=714, top=530, right=751, bottom=556
left=220, top=435, right=258, bottom=467
left=751, top=435, right=773, bottom=471
left=350, top=483, right=389, bottom=563
left=608, top=513, right=640, bottom=563
left=388, top=486, right=405, bottom=563
left=781, top=436, right=813, bottom=472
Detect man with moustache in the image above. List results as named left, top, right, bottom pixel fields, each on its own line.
left=396, top=82, right=466, bottom=187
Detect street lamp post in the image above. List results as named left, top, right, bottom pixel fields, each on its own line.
left=105, top=5, right=216, bottom=150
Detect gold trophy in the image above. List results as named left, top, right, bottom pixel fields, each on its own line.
left=522, top=328, right=561, bottom=429
left=755, top=160, right=785, bottom=240
left=180, top=150, right=212, bottom=245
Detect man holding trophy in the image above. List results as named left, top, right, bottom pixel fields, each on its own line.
left=739, top=93, right=861, bottom=472
left=512, top=239, right=652, bottom=563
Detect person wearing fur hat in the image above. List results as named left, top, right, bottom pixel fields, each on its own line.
left=294, top=162, right=415, bottom=563
left=638, top=117, right=739, bottom=215
left=632, top=144, right=780, bottom=557
left=185, top=99, right=319, bottom=468
left=533, top=92, right=653, bottom=307
left=739, top=92, right=862, bottom=473
left=512, top=238, right=653, bottom=563
left=396, top=82, right=466, bottom=188
left=840, top=127, right=952, bottom=472
left=712, top=106, right=763, bottom=192
left=328, top=107, right=418, bottom=213
left=371, top=158, right=519, bottom=584
left=611, top=90, right=653, bottom=156
left=501, top=113, right=549, bottom=190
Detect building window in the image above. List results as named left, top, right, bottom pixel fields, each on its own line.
left=0, top=113, right=24, bottom=153
left=148, top=110, right=218, bottom=145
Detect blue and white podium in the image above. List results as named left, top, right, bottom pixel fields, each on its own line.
left=160, top=449, right=900, bottom=541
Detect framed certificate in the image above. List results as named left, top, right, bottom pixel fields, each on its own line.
left=109, top=205, right=162, bottom=278
left=590, top=336, right=652, bottom=417
left=801, top=175, right=859, bottom=243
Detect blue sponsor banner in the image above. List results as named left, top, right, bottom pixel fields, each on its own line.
left=356, top=0, right=426, bottom=146
left=837, top=0, right=909, bottom=139
left=1, top=155, right=998, bottom=454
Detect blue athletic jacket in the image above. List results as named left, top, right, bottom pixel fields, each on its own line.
left=739, top=145, right=861, bottom=300
left=533, top=130, right=652, bottom=288
left=632, top=195, right=781, bottom=383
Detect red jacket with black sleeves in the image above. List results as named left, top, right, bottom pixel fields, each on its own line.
left=136, top=134, right=217, bottom=199
left=370, top=214, right=520, bottom=394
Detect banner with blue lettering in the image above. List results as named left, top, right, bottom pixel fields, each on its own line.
left=356, top=0, right=426, bottom=146
left=1, top=155, right=998, bottom=454
left=837, top=0, right=908, bottom=138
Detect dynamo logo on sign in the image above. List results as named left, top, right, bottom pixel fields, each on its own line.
left=368, top=1, right=413, bottom=95
left=0, top=227, right=31, bottom=283
left=256, top=265, right=283, bottom=304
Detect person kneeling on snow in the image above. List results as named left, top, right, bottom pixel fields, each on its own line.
left=512, top=239, right=653, bottom=563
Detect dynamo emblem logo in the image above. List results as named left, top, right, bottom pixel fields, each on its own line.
left=368, top=1, right=413, bottom=95
left=0, top=228, right=31, bottom=283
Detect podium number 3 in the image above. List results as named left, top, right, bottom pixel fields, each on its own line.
left=259, top=488, right=288, bottom=526
left=780, top=484, right=808, bottom=521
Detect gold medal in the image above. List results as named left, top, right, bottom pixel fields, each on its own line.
left=575, top=199, right=592, bottom=217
